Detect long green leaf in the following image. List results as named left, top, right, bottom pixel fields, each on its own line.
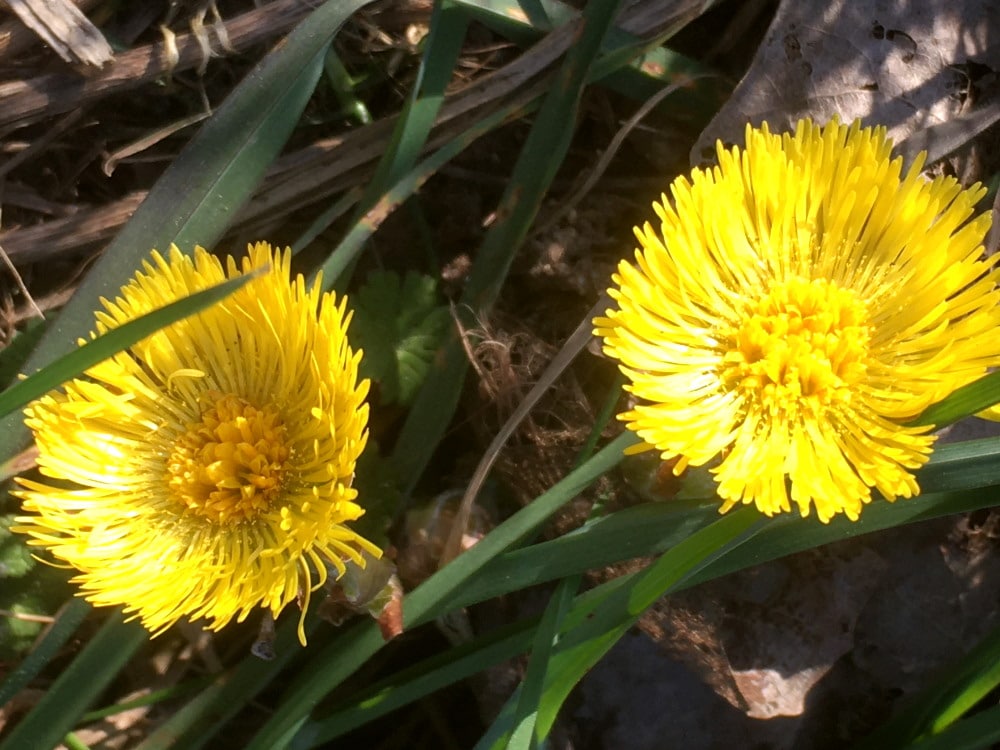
left=903, top=705, right=1000, bottom=750
left=289, top=480, right=1000, bottom=744
left=295, top=619, right=536, bottom=745
left=532, top=507, right=764, bottom=738
left=0, top=270, right=260, bottom=418
left=0, top=598, right=90, bottom=709
left=912, top=370, right=1000, bottom=427
left=853, top=621, right=1000, bottom=749
left=448, top=481, right=1000, bottom=615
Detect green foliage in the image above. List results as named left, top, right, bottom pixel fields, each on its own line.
left=351, top=270, right=450, bottom=406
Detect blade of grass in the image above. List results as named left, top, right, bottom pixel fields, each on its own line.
left=460, top=0, right=725, bottom=120
left=293, top=619, right=536, bottom=746
left=244, top=432, right=636, bottom=749
left=913, top=370, right=1000, bottom=427
left=902, top=705, right=1000, bottom=750
left=0, top=613, right=147, bottom=750
left=360, top=1, right=468, bottom=201
left=0, top=0, right=379, bottom=461
left=505, top=578, right=576, bottom=750
left=315, top=90, right=538, bottom=286
left=0, top=597, right=90, bottom=709
left=853, top=620, right=1000, bottom=749
left=390, top=0, right=624, bottom=492
left=472, top=507, right=763, bottom=747
left=916, top=437, right=1000, bottom=494
left=0, top=319, right=47, bottom=390
left=317, top=0, right=469, bottom=288
left=449, top=481, right=1000, bottom=614
left=532, top=507, right=765, bottom=738
left=0, top=269, right=261, bottom=418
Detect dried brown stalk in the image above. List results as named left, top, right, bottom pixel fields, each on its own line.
left=0, top=0, right=312, bottom=131
left=4, top=0, right=112, bottom=67
left=0, top=0, right=706, bottom=263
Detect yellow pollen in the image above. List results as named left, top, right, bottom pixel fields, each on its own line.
left=167, top=392, right=290, bottom=524
left=723, top=276, right=871, bottom=416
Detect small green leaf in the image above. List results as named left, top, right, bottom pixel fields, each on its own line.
left=352, top=270, right=450, bottom=405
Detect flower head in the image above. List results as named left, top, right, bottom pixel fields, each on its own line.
left=14, top=242, right=379, bottom=642
left=595, top=118, right=1000, bottom=522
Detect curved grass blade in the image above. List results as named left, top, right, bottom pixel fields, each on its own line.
left=531, top=507, right=765, bottom=738
left=0, top=613, right=147, bottom=750
left=0, top=269, right=261, bottom=418
left=0, top=0, right=379, bottom=461
left=853, top=621, right=1000, bottom=749
left=900, top=705, right=1000, bottom=750
left=461, top=0, right=724, bottom=121
left=315, top=94, right=536, bottom=286
left=0, top=319, right=47, bottom=390
left=316, top=0, right=470, bottom=288
left=287, top=480, right=1000, bottom=744
left=913, top=370, right=1000, bottom=427
left=0, top=598, right=90, bottom=709
left=360, top=1, right=468, bottom=203
left=448, top=480, right=1000, bottom=615
left=295, top=619, right=535, bottom=746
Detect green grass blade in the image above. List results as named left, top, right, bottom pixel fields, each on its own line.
left=0, top=270, right=261, bottom=418
left=903, top=705, right=1000, bottom=750
left=460, top=0, right=724, bottom=120
left=391, top=0, right=625, bottom=492
left=361, top=1, right=468, bottom=199
left=448, top=479, right=999, bottom=615
left=132, top=617, right=317, bottom=750
left=245, top=432, right=635, bottom=749
left=506, top=579, right=577, bottom=750
left=316, top=0, right=470, bottom=288
left=853, top=621, right=1000, bottom=749
left=0, top=0, right=378, bottom=461
left=0, top=598, right=90, bottom=709
left=316, top=94, right=535, bottom=286
left=0, top=613, right=147, bottom=750
left=0, top=319, right=48, bottom=390
left=286, top=481, right=1000, bottom=745
left=295, top=619, right=535, bottom=745
left=917, top=437, right=1000, bottom=494
left=912, top=370, right=1000, bottom=427
left=532, top=507, right=765, bottom=738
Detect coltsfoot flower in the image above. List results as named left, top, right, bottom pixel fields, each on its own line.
left=14, top=242, right=379, bottom=642
left=595, top=118, right=1000, bottom=522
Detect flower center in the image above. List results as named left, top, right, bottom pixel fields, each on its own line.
left=723, top=276, right=871, bottom=415
left=166, top=392, right=290, bottom=524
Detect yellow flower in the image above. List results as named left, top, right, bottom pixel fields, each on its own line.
left=595, top=118, right=1000, bottom=522
left=14, top=242, right=379, bottom=643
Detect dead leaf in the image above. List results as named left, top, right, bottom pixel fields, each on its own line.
left=692, top=0, right=1000, bottom=163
